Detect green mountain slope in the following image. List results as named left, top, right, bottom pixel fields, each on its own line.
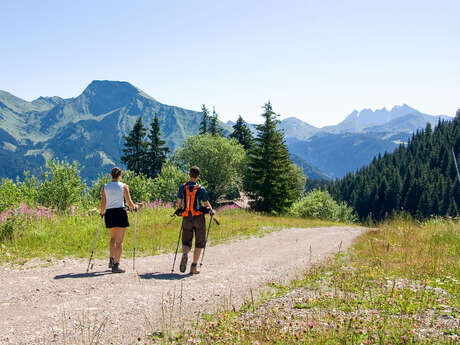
left=286, top=133, right=400, bottom=179
left=289, top=153, right=331, bottom=180
left=0, top=80, right=230, bottom=180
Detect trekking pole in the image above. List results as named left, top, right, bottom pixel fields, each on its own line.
left=200, top=212, right=220, bottom=267
left=166, top=214, right=177, bottom=226
left=171, top=224, right=183, bottom=273
left=87, top=215, right=104, bottom=273
left=133, top=209, right=137, bottom=271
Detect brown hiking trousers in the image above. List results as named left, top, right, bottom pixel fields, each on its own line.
left=181, top=215, right=206, bottom=248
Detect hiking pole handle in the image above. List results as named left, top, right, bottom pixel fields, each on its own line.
left=166, top=213, right=179, bottom=225
left=87, top=216, right=104, bottom=273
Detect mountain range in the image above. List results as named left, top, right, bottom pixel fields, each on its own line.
left=0, top=81, right=231, bottom=179
left=230, top=105, right=450, bottom=179
left=0, top=80, right=452, bottom=181
left=283, top=105, right=450, bottom=178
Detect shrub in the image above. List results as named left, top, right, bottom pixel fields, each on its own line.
left=0, top=204, right=55, bottom=242
left=151, top=161, right=189, bottom=202
left=289, top=189, right=357, bottom=223
left=86, top=173, right=111, bottom=206
left=87, top=170, right=155, bottom=206
left=120, top=170, right=155, bottom=203
left=0, top=178, right=22, bottom=212
left=17, top=172, right=39, bottom=206
left=173, top=134, right=247, bottom=203
left=0, top=211, right=24, bottom=241
left=37, top=160, right=86, bottom=212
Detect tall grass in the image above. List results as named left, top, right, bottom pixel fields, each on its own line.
left=154, top=217, right=460, bottom=345
left=0, top=207, right=340, bottom=264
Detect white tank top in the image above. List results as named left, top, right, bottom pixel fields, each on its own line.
left=104, top=181, right=126, bottom=209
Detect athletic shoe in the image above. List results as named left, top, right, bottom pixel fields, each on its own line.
left=179, top=253, right=188, bottom=273
left=190, top=263, right=200, bottom=274
left=112, top=263, right=125, bottom=273
left=108, top=257, right=114, bottom=268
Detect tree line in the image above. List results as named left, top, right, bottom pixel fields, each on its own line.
left=328, top=110, right=460, bottom=220
left=122, top=102, right=304, bottom=213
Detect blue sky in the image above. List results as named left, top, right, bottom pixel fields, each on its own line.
left=1, top=0, right=458, bottom=127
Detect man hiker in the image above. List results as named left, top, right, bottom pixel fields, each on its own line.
left=176, top=166, right=213, bottom=274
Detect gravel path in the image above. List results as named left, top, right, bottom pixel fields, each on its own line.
left=0, top=226, right=365, bottom=345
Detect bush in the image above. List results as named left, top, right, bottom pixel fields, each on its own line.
left=0, top=211, right=24, bottom=241
left=0, top=178, right=22, bottom=212
left=86, top=173, right=112, bottom=206
left=289, top=190, right=357, bottom=223
left=0, top=204, right=55, bottom=242
left=173, top=134, right=247, bottom=203
left=87, top=170, right=155, bottom=206
left=37, top=160, right=86, bottom=212
left=151, top=161, right=189, bottom=202
left=120, top=170, right=155, bottom=203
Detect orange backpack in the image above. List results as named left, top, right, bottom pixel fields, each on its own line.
left=179, top=184, right=203, bottom=217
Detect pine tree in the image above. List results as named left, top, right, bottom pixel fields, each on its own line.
left=199, top=104, right=209, bottom=135
left=328, top=113, right=460, bottom=220
left=121, top=117, right=148, bottom=174
left=145, top=113, right=170, bottom=178
left=209, top=107, right=223, bottom=136
left=230, top=115, right=254, bottom=150
left=244, top=102, right=297, bottom=213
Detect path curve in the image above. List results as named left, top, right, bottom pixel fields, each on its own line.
left=0, top=226, right=365, bottom=345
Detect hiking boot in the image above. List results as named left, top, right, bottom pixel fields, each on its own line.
left=179, top=253, right=188, bottom=273
left=190, top=263, right=200, bottom=275
left=108, top=257, right=114, bottom=268
left=112, top=263, right=125, bottom=273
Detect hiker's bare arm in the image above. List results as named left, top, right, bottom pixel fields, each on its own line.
left=100, top=189, right=106, bottom=216
left=124, top=185, right=137, bottom=210
left=177, top=198, right=182, bottom=209
left=204, top=200, right=213, bottom=212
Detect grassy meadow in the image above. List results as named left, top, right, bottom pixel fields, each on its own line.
left=0, top=206, right=340, bottom=264
left=148, top=216, right=460, bottom=345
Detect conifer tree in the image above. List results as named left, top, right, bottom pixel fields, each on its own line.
left=230, top=115, right=254, bottom=150
left=121, top=117, right=148, bottom=174
left=145, top=113, right=170, bottom=178
left=199, top=104, right=209, bottom=135
left=328, top=111, right=460, bottom=220
left=209, top=107, right=223, bottom=136
left=244, top=102, right=298, bottom=213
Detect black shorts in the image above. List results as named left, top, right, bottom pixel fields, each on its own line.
left=104, top=208, right=129, bottom=228
left=182, top=215, right=206, bottom=248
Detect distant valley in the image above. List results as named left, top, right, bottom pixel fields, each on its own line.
left=231, top=104, right=450, bottom=179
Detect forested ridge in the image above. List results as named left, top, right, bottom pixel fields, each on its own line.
left=329, top=110, right=460, bottom=220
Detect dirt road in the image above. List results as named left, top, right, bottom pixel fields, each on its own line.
left=0, top=226, right=365, bottom=344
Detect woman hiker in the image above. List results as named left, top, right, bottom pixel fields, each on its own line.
left=100, top=167, right=138, bottom=273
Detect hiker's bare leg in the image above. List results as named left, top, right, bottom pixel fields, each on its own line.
left=109, top=236, right=116, bottom=258
left=110, top=227, right=126, bottom=263
left=193, top=247, right=202, bottom=264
